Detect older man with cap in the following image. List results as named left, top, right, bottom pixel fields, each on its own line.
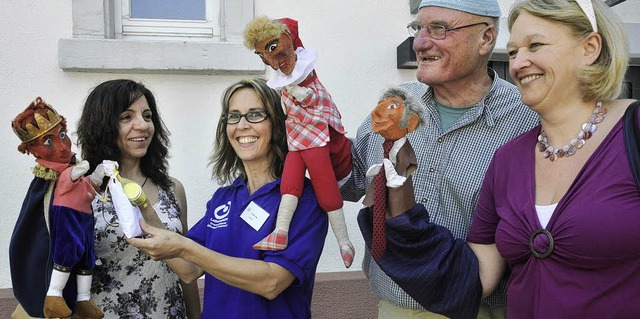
left=341, top=0, right=538, bottom=318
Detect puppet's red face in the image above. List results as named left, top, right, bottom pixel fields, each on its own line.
left=27, top=124, right=73, bottom=163
left=372, top=96, right=409, bottom=140
left=254, top=33, right=297, bottom=76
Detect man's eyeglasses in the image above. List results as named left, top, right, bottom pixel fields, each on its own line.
left=407, top=21, right=489, bottom=40
left=221, top=111, right=269, bottom=124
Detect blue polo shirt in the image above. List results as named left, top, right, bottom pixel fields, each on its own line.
left=188, top=177, right=328, bottom=319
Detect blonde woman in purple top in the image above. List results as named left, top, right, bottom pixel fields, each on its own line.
left=468, top=0, right=639, bottom=317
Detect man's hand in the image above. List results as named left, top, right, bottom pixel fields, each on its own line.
left=70, top=160, right=90, bottom=181
left=285, top=84, right=313, bottom=102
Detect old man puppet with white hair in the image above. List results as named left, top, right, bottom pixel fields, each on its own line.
left=358, top=88, right=486, bottom=318
left=361, top=87, right=424, bottom=262
left=243, top=16, right=355, bottom=268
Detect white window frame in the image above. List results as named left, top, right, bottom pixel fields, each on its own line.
left=116, top=0, right=219, bottom=40
left=58, top=0, right=264, bottom=74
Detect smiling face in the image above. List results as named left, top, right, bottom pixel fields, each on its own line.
left=372, top=96, right=410, bottom=140
left=507, top=12, right=585, bottom=108
left=254, top=32, right=297, bottom=76
left=27, top=124, right=73, bottom=163
left=117, top=96, right=155, bottom=162
left=226, top=87, right=273, bottom=168
left=413, top=7, right=490, bottom=88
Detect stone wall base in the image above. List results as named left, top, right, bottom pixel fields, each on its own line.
left=0, top=271, right=378, bottom=319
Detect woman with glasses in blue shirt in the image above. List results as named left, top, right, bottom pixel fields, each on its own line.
left=129, top=78, right=328, bottom=319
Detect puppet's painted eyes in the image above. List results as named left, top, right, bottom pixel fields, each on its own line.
left=267, top=42, right=278, bottom=52
left=43, top=138, right=52, bottom=146
left=59, top=131, right=67, bottom=140
left=388, top=103, right=397, bottom=109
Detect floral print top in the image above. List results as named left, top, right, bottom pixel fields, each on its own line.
left=91, top=187, right=187, bottom=319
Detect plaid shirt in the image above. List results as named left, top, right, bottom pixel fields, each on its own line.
left=342, top=70, right=539, bottom=311
left=282, top=76, right=346, bottom=151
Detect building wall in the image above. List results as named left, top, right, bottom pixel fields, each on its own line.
left=0, top=273, right=380, bottom=318
left=1, top=0, right=638, bottom=291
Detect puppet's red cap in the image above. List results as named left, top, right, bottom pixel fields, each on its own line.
left=277, top=18, right=304, bottom=49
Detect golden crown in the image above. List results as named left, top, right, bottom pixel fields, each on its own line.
left=12, top=97, right=64, bottom=143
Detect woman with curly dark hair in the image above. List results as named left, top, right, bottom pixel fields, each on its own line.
left=76, top=79, right=200, bottom=319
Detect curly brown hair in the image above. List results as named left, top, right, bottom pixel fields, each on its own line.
left=76, top=79, right=173, bottom=190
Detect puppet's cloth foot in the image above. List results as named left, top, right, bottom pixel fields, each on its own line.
left=73, top=300, right=104, bottom=319
left=340, top=242, right=355, bottom=268
left=43, top=295, right=72, bottom=318
left=253, top=229, right=288, bottom=251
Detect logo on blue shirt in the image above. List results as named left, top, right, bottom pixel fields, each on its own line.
left=207, top=201, right=230, bottom=229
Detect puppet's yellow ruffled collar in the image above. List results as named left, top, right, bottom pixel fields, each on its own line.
left=32, top=157, right=74, bottom=180
left=32, top=164, right=60, bottom=181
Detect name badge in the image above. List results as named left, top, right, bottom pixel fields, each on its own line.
left=240, top=201, right=270, bottom=231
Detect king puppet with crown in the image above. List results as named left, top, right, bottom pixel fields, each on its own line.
left=10, top=97, right=105, bottom=319
left=243, top=17, right=355, bottom=268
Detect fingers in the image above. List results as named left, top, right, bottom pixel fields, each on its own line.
left=126, top=226, right=161, bottom=261
left=129, top=219, right=181, bottom=261
left=127, top=221, right=153, bottom=245
left=126, top=236, right=142, bottom=247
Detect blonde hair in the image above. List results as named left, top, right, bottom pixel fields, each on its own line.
left=243, top=16, right=287, bottom=50
left=508, top=0, right=629, bottom=101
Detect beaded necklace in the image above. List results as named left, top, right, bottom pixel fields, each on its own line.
left=537, top=101, right=607, bottom=161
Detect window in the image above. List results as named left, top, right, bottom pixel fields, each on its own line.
left=117, top=0, right=219, bottom=40
left=59, top=0, right=263, bottom=74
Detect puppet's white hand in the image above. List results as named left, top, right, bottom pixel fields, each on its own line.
left=383, top=158, right=407, bottom=188
left=366, top=163, right=382, bottom=177
left=365, top=160, right=407, bottom=187
left=101, top=160, right=118, bottom=177
left=90, top=163, right=106, bottom=187
left=70, top=160, right=90, bottom=181
left=285, top=84, right=312, bottom=102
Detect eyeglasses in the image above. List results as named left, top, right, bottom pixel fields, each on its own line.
left=221, top=111, right=269, bottom=124
left=407, top=21, right=489, bottom=40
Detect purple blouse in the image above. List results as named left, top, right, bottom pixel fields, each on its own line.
left=468, top=102, right=640, bottom=318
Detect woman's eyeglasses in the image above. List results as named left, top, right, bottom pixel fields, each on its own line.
left=407, top=21, right=489, bottom=40
left=221, top=111, right=269, bottom=124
